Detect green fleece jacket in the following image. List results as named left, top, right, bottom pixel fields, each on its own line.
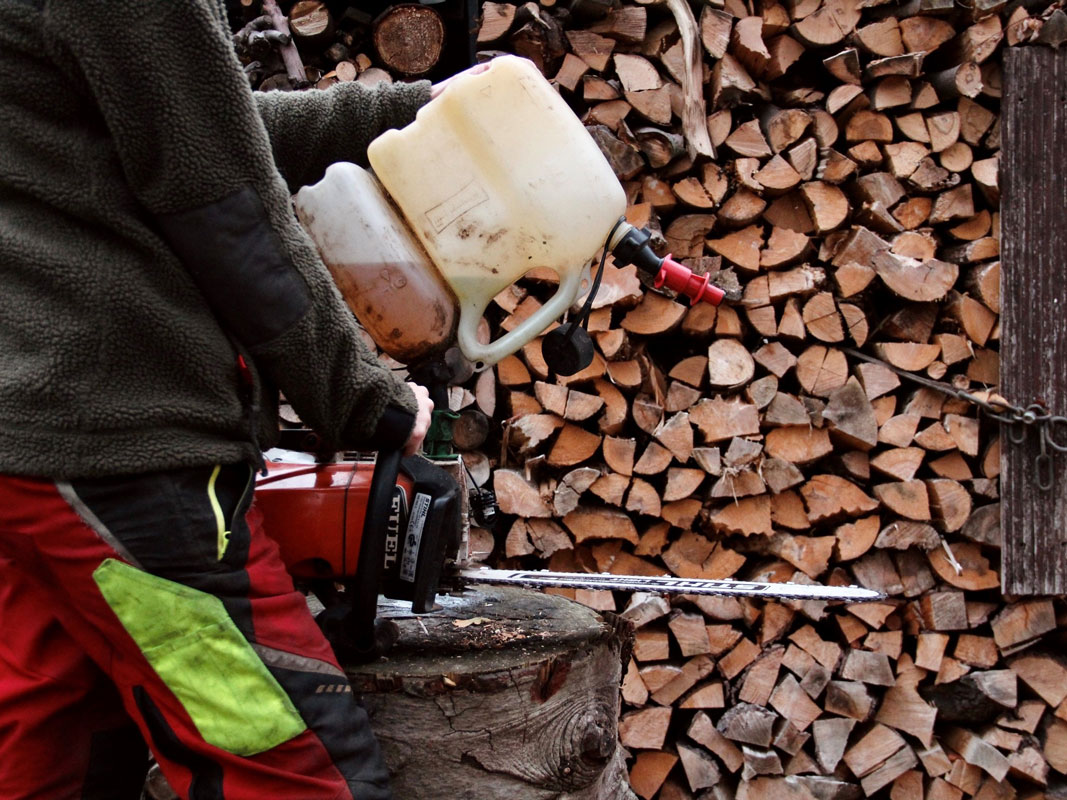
left=0, top=0, right=432, bottom=479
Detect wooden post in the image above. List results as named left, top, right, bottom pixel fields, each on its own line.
left=1001, top=46, right=1067, bottom=595
left=348, top=586, right=637, bottom=799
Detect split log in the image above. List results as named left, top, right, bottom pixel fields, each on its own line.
left=511, top=4, right=568, bottom=74
left=289, top=1, right=335, bottom=51
left=480, top=2, right=519, bottom=44
left=707, top=338, right=756, bottom=388
left=796, top=346, right=849, bottom=397
left=793, top=0, right=862, bottom=47
left=872, top=251, right=959, bottom=301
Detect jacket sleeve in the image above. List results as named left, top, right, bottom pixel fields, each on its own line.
left=44, top=0, right=420, bottom=451
left=254, top=80, right=431, bottom=192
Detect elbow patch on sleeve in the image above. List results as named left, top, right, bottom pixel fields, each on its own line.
left=156, top=186, right=310, bottom=347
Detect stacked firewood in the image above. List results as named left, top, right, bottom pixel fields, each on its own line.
left=468, top=2, right=1067, bottom=799
left=240, top=1, right=1067, bottom=798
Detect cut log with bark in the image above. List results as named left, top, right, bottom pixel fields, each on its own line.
left=349, top=588, right=636, bottom=799
left=372, top=5, right=446, bottom=77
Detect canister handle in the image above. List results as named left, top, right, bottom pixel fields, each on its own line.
left=455, top=263, right=588, bottom=370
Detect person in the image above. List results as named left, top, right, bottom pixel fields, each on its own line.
left=0, top=1, right=469, bottom=797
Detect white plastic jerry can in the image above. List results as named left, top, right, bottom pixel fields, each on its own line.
left=367, top=55, right=628, bottom=369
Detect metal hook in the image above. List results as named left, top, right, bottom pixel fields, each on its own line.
left=1007, top=417, right=1029, bottom=445
left=1036, top=452, right=1055, bottom=491
left=1036, top=428, right=1055, bottom=492
left=1044, top=415, right=1067, bottom=453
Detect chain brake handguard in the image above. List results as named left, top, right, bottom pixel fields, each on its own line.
left=334, top=452, right=463, bottom=662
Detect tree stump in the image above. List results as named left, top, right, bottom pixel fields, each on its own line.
left=348, top=586, right=637, bottom=800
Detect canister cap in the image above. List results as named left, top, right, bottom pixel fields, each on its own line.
left=542, top=323, right=595, bottom=376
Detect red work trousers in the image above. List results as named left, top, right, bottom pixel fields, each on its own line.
left=0, top=463, right=392, bottom=800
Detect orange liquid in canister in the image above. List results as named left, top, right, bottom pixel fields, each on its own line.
left=327, top=259, right=456, bottom=365
left=294, top=163, right=458, bottom=365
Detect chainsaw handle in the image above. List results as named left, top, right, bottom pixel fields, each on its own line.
left=345, top=448, right=402, bottom=658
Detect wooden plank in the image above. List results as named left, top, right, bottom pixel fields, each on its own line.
left=1001, top=46, right=1067, bottom=595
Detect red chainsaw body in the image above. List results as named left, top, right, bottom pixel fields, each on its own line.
left=255, top=458, right=415, bottom=580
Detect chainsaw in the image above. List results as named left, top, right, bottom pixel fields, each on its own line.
left=255, top=429, right=884, bottom=663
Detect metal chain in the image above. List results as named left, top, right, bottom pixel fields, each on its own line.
left=843, top=348, right=1067, bottom=490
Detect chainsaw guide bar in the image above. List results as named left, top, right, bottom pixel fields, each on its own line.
left=455, top=568, right=885, bottom=602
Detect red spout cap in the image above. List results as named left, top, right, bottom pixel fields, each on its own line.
left=655, top=256, right=726, bottom=306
